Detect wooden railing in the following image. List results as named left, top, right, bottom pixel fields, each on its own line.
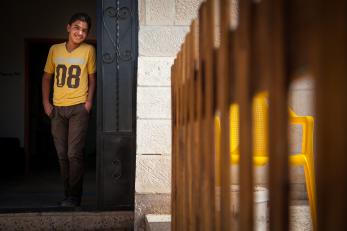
left=171, top=0, right=347, bottom=230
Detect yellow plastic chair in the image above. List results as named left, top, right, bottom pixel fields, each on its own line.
left=214, top=91, right=316, bottom=229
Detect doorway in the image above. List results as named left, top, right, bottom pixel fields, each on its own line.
left=0, top=0, right=138, bottom=212
left=0, top=40, right=97, bottom=211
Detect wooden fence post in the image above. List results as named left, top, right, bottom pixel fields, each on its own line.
left=234, top=0, right=254, bottom=230
left=268, top=0, right=290, bottom=230
left=316, top=1, right=347, bottom=230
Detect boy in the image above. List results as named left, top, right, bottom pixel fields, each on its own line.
left=42, top=13, right=96, bottom=207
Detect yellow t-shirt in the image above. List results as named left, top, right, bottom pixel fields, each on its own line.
left=44, top=42, right=96, bottom=106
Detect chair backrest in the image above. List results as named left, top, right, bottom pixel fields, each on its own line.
left=229, top=92, right=269, bottom=157
left=230, top=103, right=239, bottom=154
left=253, top=92, right=269, bottom=157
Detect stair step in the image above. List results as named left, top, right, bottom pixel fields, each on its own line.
left=0, top=211, right=133, bottom=231
left=145, top=214, right=171, bottom=231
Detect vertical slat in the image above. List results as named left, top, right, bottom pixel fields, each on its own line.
left=198, top=3, right=213, bottom=230
left=287, top=0, right=319, bottom=81
left=186, top=38, right=191, bottom=230
left=182, top=42, right=188, bottom=230
left=177, top=49, right=184, bottom=229
left=197, top=5, right=207, bottom=229
left=180, top=42, right=185, bottom=230
left=198, top=5, right=206, bottom=230
left=174, top=51, right=179, bottom=231
left=287, top=1, right=318, bottom=229
left=184, top=33, right=193, bottom=230
left=192, top=19, right=202, bottom=230
left=172, top=53, right=178, bottom=231
left=268, top=0, right=289, bottom=230
left=175, top=51, right=180, bottom=231
left=217, top=0, right=232, bottom=230
left=187, top=29, right=195, bottom=231
left=316, top=1, right=347, bottom=230
left=235, top=0, right=254, bottom=230
left=180, top=47, right=185, bottom=230
left=250, top=0, right=271, bottom=93
left=213, top=1, right=221, bottom=230
left=171, top=60, right=176, bottom=231
left=184, top=40, right=189, bottom=230
left=206, top=0, right=217, bottom=229
left=172, top=56, right=178, bottom=231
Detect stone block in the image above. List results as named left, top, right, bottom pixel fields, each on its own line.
left=137, top=119, right=171, bottom=155
left=289, top=89, right=315, bottom=116
left=145, top=214, right=171, bottom=231
left=230, top=0, right=239, bottom=29
left=290, top=166, right=306, bottom=184
left=146, top=0, right=175, bottom=25
left=135, top=193, right=171, bottom=231
left=289, top=124, right=303, bottom=154
left=137, top=86, right=171, bottom=119
left=139, top=26, right=189, bottom=57
left=290, top=183, right=308, bottom=200
left=174, top=0, right=204, bottom=25
left=138, top=57, right=174, bottom=86
left=139, top=0, right=146, bottom=25
left=290, top=76, right=315, bottom=90
left=135, top=155, right=171, bottom=193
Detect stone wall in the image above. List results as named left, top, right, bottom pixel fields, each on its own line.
left=135, top=0, right=204, bottom=230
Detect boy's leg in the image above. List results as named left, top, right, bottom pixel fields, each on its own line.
left=67, top=104, right=89, bottom=203
left=51, top=107, right=70, bottom=198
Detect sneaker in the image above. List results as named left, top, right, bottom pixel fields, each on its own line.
left=59, top=197, right=69, bottom=206
left=60, top=197, right=81, bottom=207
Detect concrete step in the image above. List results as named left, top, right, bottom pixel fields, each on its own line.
left=0, top=211, right=133, bottom=231
left=145, top=214, right=171, bottom=231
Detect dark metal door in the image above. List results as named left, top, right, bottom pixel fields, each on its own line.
left=96, top=0, right=138, bottom=210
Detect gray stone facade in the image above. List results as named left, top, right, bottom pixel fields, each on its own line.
left=135, top=0, right=204, bottom=230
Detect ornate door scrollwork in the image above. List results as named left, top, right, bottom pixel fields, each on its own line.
left=97, top=0, right=138, bottom=210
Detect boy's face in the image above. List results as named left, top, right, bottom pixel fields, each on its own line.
left=67, top=20, right=89, bottom=45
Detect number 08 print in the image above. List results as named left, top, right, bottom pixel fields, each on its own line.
left=56, top=64, right=82, bottom=89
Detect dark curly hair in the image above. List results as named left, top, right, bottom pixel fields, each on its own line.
left=68, top=12, right=92, bottom=32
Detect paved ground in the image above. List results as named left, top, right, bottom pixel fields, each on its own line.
left=290, top=204, right=313, bottom=231
left=0, top=201, right=312, bottom=231
left=145, top=201, right=313, bottom=231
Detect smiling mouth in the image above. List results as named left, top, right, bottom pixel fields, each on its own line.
left=74, top=36, right=83, bottom=40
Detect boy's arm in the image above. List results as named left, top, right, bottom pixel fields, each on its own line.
left=85, top=73, right=96, bottom=112
left=42, top=72, right=54, bottom=116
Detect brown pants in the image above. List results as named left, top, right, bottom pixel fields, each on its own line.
left=50, top=103, right=89, bottom=199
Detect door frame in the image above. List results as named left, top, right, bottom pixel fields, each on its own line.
left=96, top=0, right=138, bottom=210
